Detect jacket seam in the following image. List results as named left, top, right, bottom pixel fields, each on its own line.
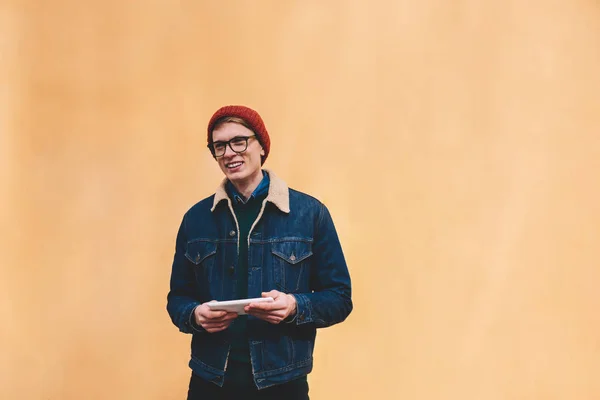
left=253, top=357, right=313, bottom=378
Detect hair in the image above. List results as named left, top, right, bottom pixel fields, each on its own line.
left=210, top=116, right=261, bottom=145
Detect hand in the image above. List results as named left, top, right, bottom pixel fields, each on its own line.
left=194, top=302, right=238, bottom=333
left=245, top=290, right=297, bottom=324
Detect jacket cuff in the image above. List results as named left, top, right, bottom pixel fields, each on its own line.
left=284, top=311, right=298, bottom=324
left=187, top=303, right=205, bottom=333
left=291, top=294, right=313, bottom=325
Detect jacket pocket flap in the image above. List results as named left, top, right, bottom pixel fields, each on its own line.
left=185, top=241, right=217, bottom=265
left=271, top=241, right=313, bottom=265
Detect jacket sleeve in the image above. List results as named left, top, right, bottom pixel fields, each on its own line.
left=292, top=203, right=353, bottom=328
left=166, top=214, right=205, bottom=334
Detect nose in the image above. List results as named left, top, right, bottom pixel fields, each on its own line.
left=223, top=143, right=236, bottom=157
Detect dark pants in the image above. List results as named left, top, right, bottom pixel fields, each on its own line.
left=187, top=371, right=310, bottom=400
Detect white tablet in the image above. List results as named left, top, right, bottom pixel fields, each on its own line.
left=206, top=297, right=274, bottom=315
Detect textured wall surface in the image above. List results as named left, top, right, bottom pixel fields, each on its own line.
left=1, top=1, right=599, bottom=399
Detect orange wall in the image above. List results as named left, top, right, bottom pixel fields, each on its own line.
left=1, top=1, right=600, bottom=399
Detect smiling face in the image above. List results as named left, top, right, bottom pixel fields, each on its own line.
left=211, top=122, right=265, bottom=188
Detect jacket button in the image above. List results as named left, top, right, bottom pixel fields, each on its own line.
left=229, top=230, right=236, bottom=237
left=228, top=265, right=235, bottom=275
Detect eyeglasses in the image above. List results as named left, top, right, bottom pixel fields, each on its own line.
left=209, top=135, right=257, bottom=157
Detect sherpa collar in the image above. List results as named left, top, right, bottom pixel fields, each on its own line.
left=210, top=169, right=290, bottom=214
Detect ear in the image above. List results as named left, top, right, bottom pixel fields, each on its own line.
left=260, top=148, right=265, bottom=156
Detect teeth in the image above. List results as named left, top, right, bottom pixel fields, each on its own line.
left=227, top=162, right=242, bottom=168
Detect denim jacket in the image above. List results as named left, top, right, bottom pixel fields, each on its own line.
left=166, top=170, right=353, bottom=389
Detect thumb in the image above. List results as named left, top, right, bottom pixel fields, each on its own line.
left=262, top=290, right=278, bottom=298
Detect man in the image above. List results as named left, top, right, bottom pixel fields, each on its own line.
left=166, top=105, right=352, bottom=399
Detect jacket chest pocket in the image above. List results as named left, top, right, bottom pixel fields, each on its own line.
left=185, top=241, right=220, bottom=297
left=271, top=241, right=313, bottom=293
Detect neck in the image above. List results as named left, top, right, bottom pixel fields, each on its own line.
left=230, top=170, right=263, bottom=201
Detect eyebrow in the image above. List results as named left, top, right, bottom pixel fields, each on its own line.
left=213, top=135, right=252, bottom=144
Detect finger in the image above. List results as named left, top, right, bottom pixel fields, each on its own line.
left=201, top=309, right=228, bottom=319
left=262, top=290, right=281, bottom=299
left=202, top=318, right=231, bottom=325
left=248, top=301, right=285, bottom=311
left=247, top=309, right=285, bottom=317
left=201, top=322, right=224, bottom=329
left=206, top=325, right=227, bottom=333
left=247, top=311, right=287, bottom=321
left=203, top=321, right=232, bottom=331
left=203, top=316, right=237, bottom=327
left=244, top=304, right=274, bottom=313
left=245, top=310, right=268, bottom=319
left=204, top=311, right=236, bottom=322
left=214, top=312, right=238, bottom=320
left=264, top=316, right=283, bottom=324
left=201, top=321, right=226, bottom=329
left=202, top=314, right=238, bottom=328
left=201, top=315, right=227, bottom=324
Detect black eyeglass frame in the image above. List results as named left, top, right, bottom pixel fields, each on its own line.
left=208, top=135, right=257, bottom=157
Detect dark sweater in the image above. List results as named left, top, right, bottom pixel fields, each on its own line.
left=227, top=190, right=267, bottom=364
left=224, top=174, right=269, bottom=386
left=224, top=172, right=307, bottom=387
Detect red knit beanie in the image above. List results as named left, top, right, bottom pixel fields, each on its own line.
left=207, top=105, right=270, bottom=165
